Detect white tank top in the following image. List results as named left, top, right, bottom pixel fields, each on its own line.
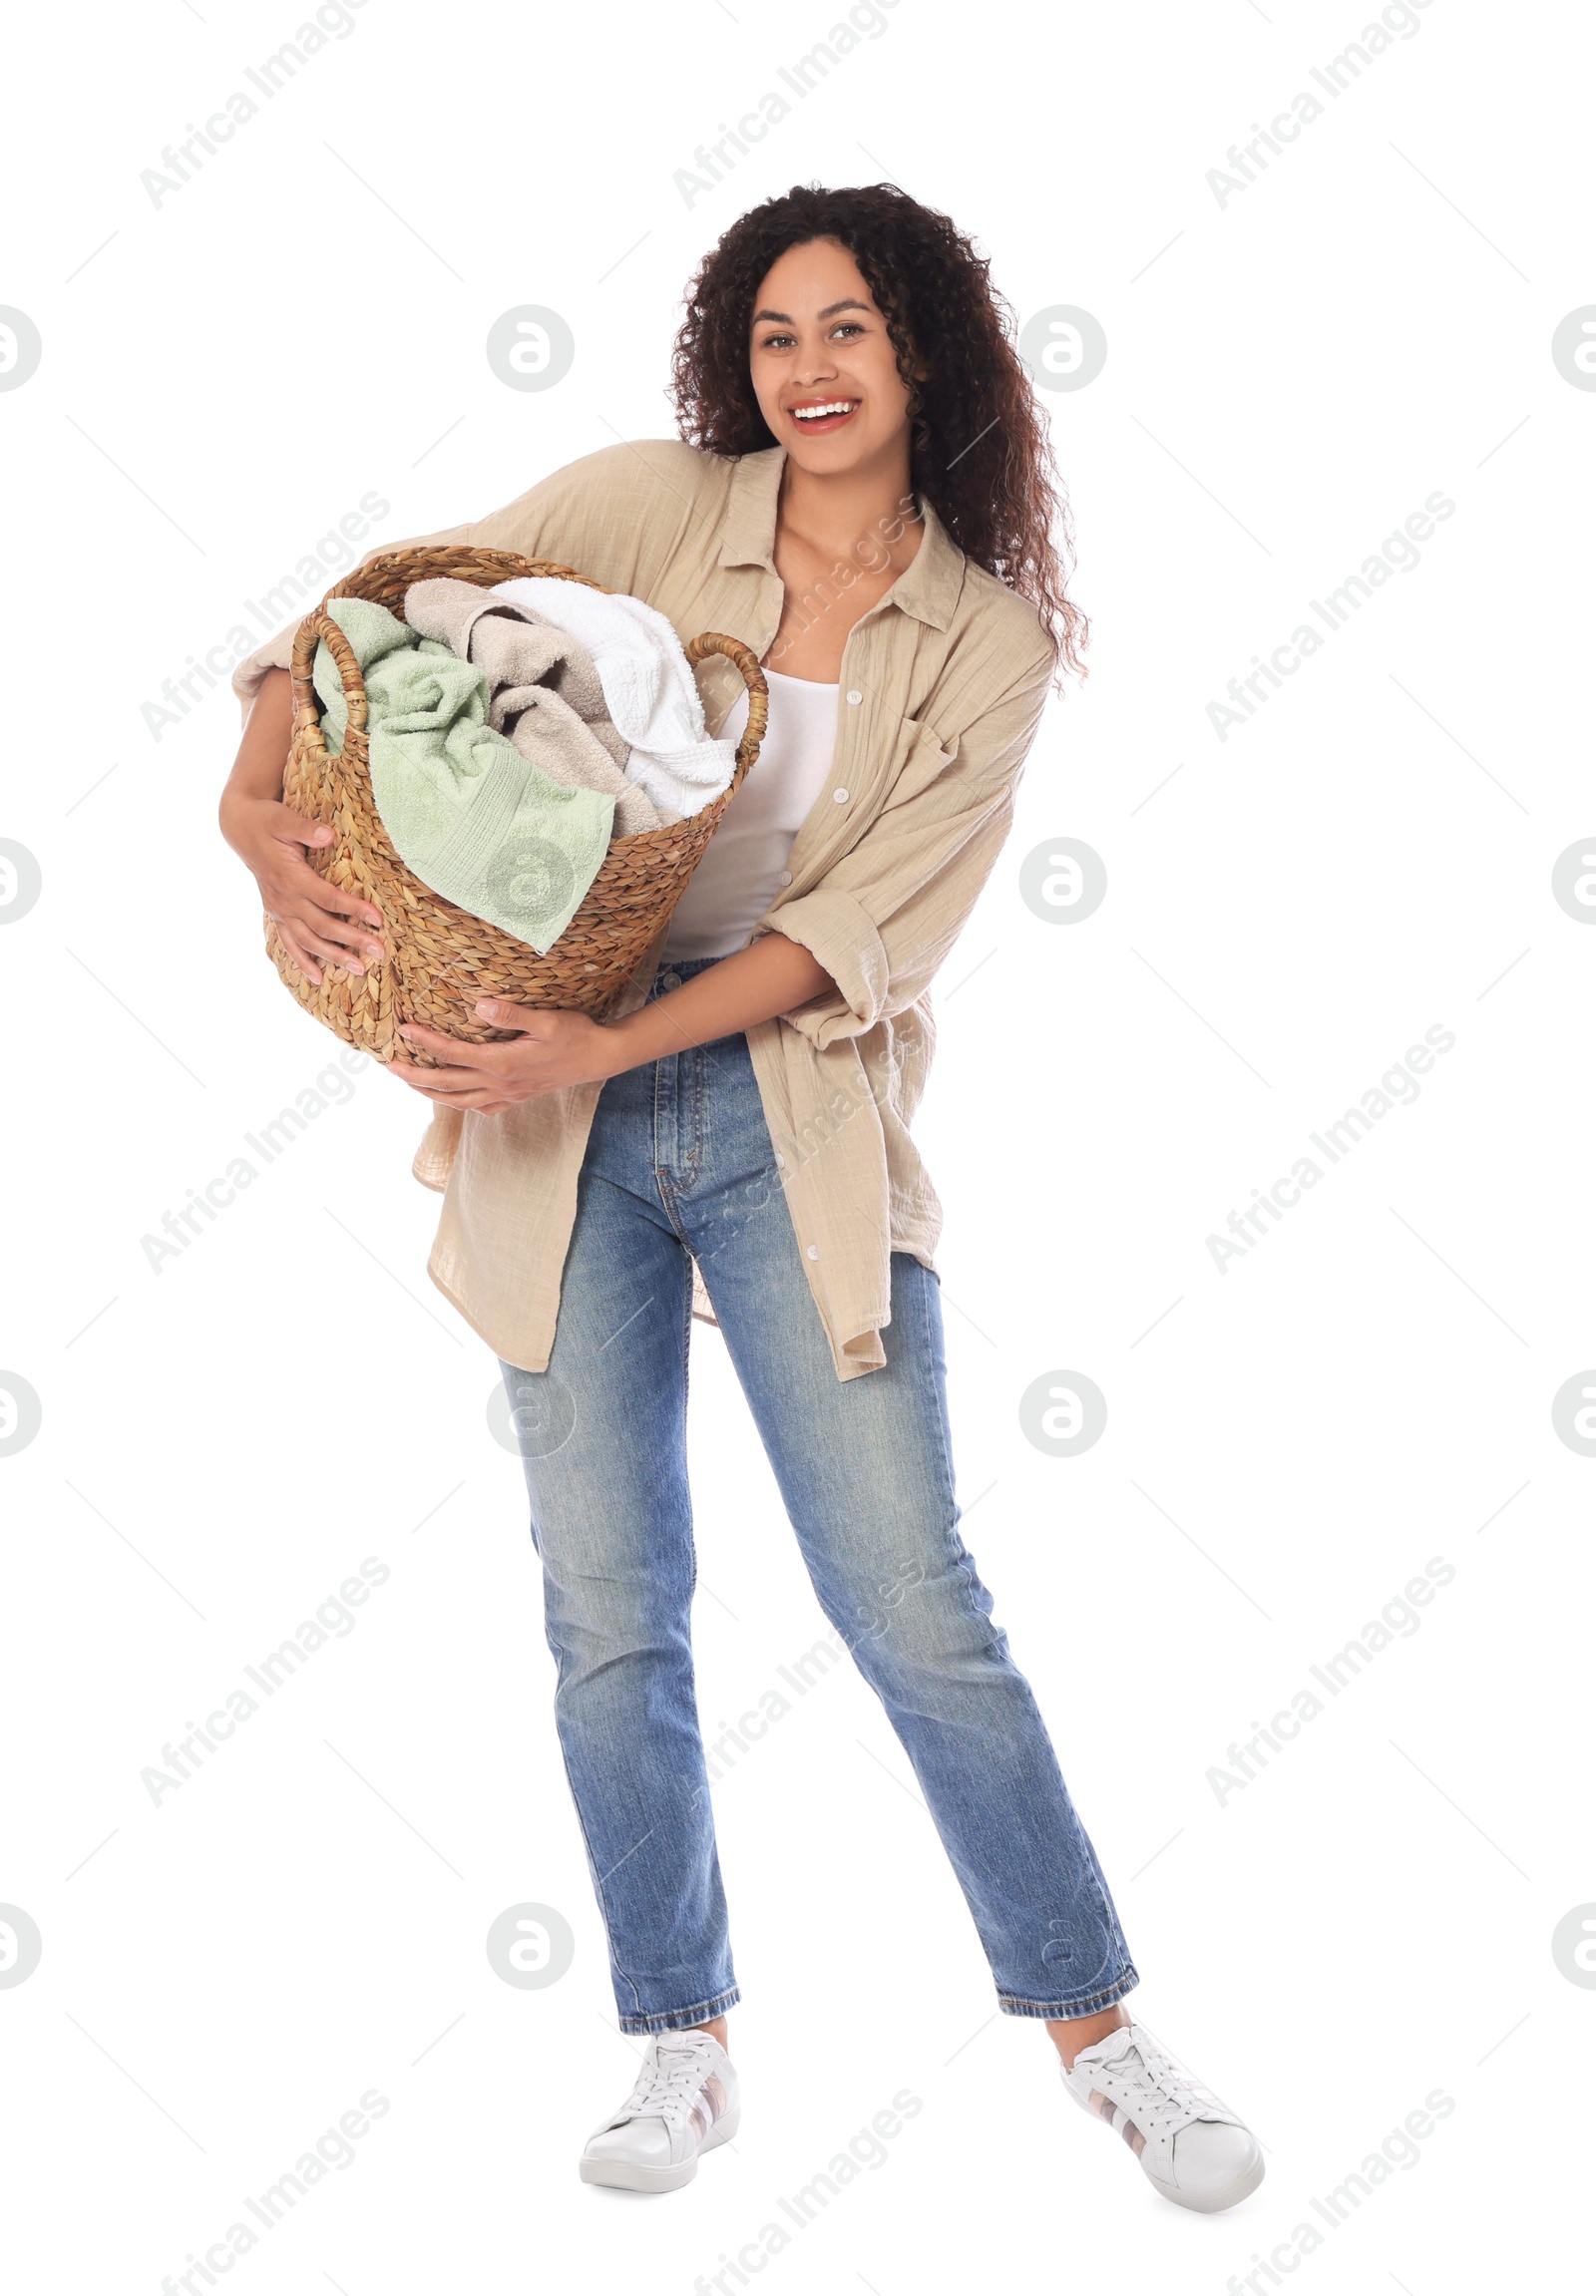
left=662, top=669, right=839, bottom=961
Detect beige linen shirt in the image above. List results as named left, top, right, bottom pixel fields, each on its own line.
left=232, top=440, right=1055, bottom=1379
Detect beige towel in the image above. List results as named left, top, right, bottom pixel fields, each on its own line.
left=404, top=578, right=667, bottom=836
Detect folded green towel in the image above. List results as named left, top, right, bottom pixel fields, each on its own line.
left=310, top=596, right=613, bottom=956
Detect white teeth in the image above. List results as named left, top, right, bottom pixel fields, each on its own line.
left=792, top=401, right=858, bottom=420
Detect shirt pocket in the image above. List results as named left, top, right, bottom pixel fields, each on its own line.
left=879, top=712, right=959, bottom=812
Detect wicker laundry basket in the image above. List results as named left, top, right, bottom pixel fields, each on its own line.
left=266, top=546, right=767, bottom=1063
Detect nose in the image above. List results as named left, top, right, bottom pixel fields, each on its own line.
left=793, top=339, right=840, bottom=388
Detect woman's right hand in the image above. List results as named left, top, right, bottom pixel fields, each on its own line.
left=218, top=664, right=386, bottom=987
left=222, top=791, right=387, bottom=986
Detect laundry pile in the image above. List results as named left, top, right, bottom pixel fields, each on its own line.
left=310, top=578, right=738, bottom=953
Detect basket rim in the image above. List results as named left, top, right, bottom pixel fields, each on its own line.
left=288, top=547, right=768, bottom=856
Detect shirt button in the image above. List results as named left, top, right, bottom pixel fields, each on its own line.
left=832, top=788, right=850, bottom=804
left=806, top=1244, right=819, bottom=1260
left=846, top=690, right=863, bottom=705
left=779, top=870, right=792, bottom=886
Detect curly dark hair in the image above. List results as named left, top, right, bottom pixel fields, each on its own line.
left=670, top=182, right=1086, bottom=679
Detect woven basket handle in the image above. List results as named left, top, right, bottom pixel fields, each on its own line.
left=684, top=631, right=769, bottom=796
left=289, top=608, right=368, bottom=742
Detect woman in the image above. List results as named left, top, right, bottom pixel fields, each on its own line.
left=220, top=184, right=1261, bottom=2215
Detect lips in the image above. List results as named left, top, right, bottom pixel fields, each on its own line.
left=788, top=398, right=861, bottom=434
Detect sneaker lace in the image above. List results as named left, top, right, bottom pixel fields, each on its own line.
left=621, top=2037, right=713, bottom=2128
left=1096, top=2031, right=1228, bottom=2133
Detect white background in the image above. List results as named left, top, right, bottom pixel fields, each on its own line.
left=1, top=0, right=1591, bottom=2289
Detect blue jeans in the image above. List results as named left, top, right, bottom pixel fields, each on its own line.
left=500, top=957, right=1138, bottom=2035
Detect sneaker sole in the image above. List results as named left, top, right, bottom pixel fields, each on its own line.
left=580, top=2106, right=740, bottom=2193
left=1143, top=2149, right=1265, bottom=2214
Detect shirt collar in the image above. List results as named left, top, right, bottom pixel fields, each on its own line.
left=717, top=444, right=965, bottom=631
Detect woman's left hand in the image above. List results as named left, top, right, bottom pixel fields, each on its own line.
left=389, top=999, right=627, bottom=1112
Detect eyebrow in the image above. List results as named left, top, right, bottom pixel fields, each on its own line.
left=750, top=298, right=873, bottom=326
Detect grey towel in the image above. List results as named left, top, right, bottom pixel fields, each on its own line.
left=403, top=577, right=667, bottom=836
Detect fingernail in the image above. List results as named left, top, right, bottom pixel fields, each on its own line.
left=475, top=999, right=497, bottom=1017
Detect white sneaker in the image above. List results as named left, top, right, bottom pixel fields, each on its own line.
left=581, top=2030, right=740, bottom=2192
left=1060, top=2019, right=1264, bottom=2213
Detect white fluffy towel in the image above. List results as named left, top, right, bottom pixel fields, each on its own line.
left=491, top=577, right=738, bottom=821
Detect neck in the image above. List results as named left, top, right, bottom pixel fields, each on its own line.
left=775, top=436, right=922, bottom=564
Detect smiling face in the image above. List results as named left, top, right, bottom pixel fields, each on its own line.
left=747, top=235, right=918, bottom=476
